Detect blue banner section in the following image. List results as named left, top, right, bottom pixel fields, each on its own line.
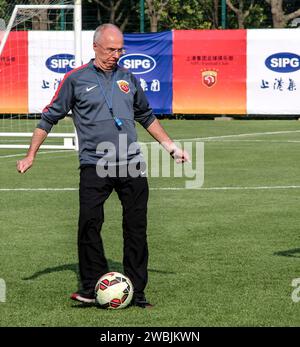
left=119, top=31, right=173, bottom=114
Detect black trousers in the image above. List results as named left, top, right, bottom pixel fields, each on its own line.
left=78, top=165, right=149, bottom=297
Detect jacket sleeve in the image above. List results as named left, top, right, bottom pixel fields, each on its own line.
left=37, top=72, right=74, bottom=133
left=132, top=75, right=156, bottom=129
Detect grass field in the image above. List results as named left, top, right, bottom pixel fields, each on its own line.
left=1, top=119, right=300, bottom=327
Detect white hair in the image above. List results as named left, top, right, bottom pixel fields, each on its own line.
left=93, top=23, right=123, bottom=43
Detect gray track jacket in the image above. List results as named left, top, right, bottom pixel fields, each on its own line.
left=37, top=59, right=156, bottom=165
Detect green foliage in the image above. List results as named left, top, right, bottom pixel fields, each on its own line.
left=244, top=3, right=269, bottom=28
left=225, top=0, right=270, bottom=29
left=1, top=0, right=300, bottom=33
left=0, top=0, right=7, bottom=21
left=227, top=2, right=269, bottom=29
left=159, top=0, right=214, bottom=30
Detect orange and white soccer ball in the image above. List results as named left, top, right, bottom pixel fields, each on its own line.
left=95, top=272, right=134, bottom=309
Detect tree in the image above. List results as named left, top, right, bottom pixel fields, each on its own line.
left=265, top=0, right=300, bottom=28
left=87, top=0, right=135, bottom=31
left=145, top=0, right=169, bottom=32
left=155, top=0, right=268, bottom=31
left=211, top=0, right=221, bottom=28
left=0, top=0, right=7, bottom=22
left=193, top=0, right=221, bottom=29
left=148, top=0, right=216, bottom=31
left=30, top=0, right=51, bottom=30
left=226, top=0, right=255, bottom=28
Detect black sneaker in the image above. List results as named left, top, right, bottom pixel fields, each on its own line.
left=70, top=291, right=96, bottom=304
left=131, top=295, right=154, bottom=309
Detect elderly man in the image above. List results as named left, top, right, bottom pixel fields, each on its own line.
left=17, top=24, right=189, bottom=308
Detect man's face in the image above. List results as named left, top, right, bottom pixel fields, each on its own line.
left=93, top=29, right=124, bottom=71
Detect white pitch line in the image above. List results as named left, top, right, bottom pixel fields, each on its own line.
left=151, top=185, right=300, bottom=191
left=0, top=149, right=73, bottom=159
left=1, top=130, right=300, bottom=158
left=1, top=185, right=300, bottom=192
left=141, top=130, right=300, bottom=144
left=203, top=139, right=300, bottom=143
left=176, top=130, right=300, bottom=142
left=0, top=188, right=78, bottom=191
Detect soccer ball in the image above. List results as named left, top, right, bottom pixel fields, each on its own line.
left=95, top=272, right=134, bottom=309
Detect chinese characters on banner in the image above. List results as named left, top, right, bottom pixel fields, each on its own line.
left=121, top=31, right=173, bottom=114
left=247, top=29, right=300, bottom=114
left=1, top=29, right=300, bottom=115
left=28, top=31, right=75, bottom=113
left=173, top=30, right=247, bottom=114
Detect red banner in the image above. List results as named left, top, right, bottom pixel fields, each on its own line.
left=173, top=30, right=246, bottom=114
left=0, top=31, right=28, bottom=113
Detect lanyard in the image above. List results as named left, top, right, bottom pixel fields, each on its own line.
left=94, top=69, right=123, bottom=129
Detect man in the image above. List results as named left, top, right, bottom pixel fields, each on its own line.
left=17, top=24, right=189, bottom=308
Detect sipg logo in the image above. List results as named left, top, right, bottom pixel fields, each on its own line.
left=45, top=53, right=75, bottom=73
left=118, top=53, right=156, bottom=74
left=265, top=52, right=300, bottom=73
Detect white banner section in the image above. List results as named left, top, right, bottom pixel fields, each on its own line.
left=28, top=31, right=94, bottom=113
left=247, top=29, right=300, bottom=114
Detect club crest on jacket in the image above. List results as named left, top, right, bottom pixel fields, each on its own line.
left=117, top=80, right=130, bottom=94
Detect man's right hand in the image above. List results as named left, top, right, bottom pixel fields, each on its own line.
left=16, top=128, right=48, bottom=174
left=16, top=157, right=34, bottom=174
